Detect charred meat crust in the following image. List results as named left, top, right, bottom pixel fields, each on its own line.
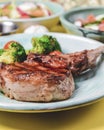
left=26, top=53, right=68, bottom=69
left=65, top=50, right=89, bottom=76
left=27, top=51, right=89, bottom=76
left=1, top=62, right=70, bottom=83
left=0, top=62, right=75, bottom=102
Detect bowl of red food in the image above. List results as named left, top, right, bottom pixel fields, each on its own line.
left=0, top=0, right=64, bottom=31
left=60, top=6, right=104, bottom=42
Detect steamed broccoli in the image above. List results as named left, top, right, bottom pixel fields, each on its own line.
left=0, top=49, right=5, bottom=56
left=29, top=35, right=62, bottom=54
left=0, top=41, right=26, bottom=64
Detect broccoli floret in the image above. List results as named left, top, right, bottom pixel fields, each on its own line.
left=0, top=49, right=5, bottom=56
left=0, top=41, right=26, bottom=64
left=8, top=41, right=27, bottom=62
left=0, top=51, right=15, bottom=64
left=30, top=35, right=62, bottom=54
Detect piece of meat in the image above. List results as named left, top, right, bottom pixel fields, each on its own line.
left=27, top=46, right=104, bottom=76
left=26, top=52, right=89, bottom=76
left=64, top=46, right=104, bottom=75
left=87, top=46, right=104, bottom=67
left=0, top=62, right=75, bottom=102
left=61, top=50, right=89, bottom=76
left=26, top=53, right=68, bottom=69
left=0, top=45, right=103, bottom=102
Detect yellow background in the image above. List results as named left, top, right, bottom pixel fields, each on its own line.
left=0, top=99, right=104, bottom=130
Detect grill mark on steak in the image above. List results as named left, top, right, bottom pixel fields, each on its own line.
left=27, top=53, right=68, bottom=69
left=0, top=61, right=74, bottom=102
left=27, top=51, right=89, bottom=76
left=27, top=45, right=104, bottom=76
left=1, top=61, right=69, bottom=84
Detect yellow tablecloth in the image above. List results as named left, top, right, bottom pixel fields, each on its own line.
left=0, top=98, right=104, bottom=130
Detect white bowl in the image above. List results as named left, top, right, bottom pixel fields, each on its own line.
left=0, top=0, right=64, bottom=31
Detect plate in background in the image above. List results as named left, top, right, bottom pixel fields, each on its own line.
left=0, top=0, right=64, bottom=30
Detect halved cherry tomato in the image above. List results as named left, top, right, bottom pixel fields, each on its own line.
left=99, top=23, right=104, bottom=31
left=4, top=41, right=16, bottom=49
left=87, top=14, right=96, bottom=22
left=83, top=14, right=96, bottom=25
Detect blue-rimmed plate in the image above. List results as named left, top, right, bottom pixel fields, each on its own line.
left=0, top=33, right=104, bottom=113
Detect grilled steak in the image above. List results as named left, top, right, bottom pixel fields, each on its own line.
left=0, top=45, right=104, bottom=102
left=27, top=46, right=104, bottom=76
left=0, top=61, right=75, bottom=102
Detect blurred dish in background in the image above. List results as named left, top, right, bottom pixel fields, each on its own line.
left=24, top=25, right=49, bottom=34
left=60, top=6, right=104, bottom=42
left=0, top=0, right=64, bottom=32
left=74, top=14, right=104, bottom=32
left=0, top=21, right=18, bottom=35
left=0, top=1, right=52, bottom=19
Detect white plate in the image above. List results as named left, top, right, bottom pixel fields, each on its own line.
left=0, top=33, right=104, bottom=113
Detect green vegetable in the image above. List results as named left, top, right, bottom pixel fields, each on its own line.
left=0, top=51, right=15, bottom=64
left=0, top=41, right=26, bottom=64
left=29, top=35, right=62, bottom=54
left=83, top=18, right=104, bottom=28
left=84, top=23, right=98, bottom=30
left=83, top=21, right=100, bottom=27
left=9, top=41, right=27, bottom=62
left=0, top=49, right=5, bottom=56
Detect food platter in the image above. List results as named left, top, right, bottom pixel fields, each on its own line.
left=0, top=33, right=104, bottom=113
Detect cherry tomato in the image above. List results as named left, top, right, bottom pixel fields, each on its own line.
left=84, top=14, right=96, bottom=24
left=87, top=14, right=96, bottom=22
left=4, top=41, right=15, bottom=49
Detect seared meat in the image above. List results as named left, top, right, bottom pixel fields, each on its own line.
left=26, top=51, right=89, bottom=76
left=56, top=50, right=89, bottom=76
left=0, top=62, right=75, bottom=102
left=26, top=53, right=68, bottom=69
left=0, top=45, right=103, bottom=102
left=27, top=46, right=104, bottom=76
left=64, top=46, right=104, bottom=75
